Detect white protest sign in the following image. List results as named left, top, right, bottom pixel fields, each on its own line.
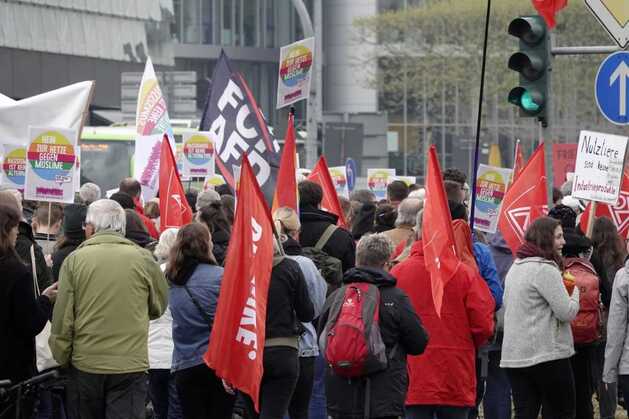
left=181, top=132, right=215, bottom=178
left=473, top=164, right=513, bottom=234
left=367, top=168, right=396, bottom=200
left=329, top=166, right=349, bottom=199
left=572, top=130, right=628, bottom=205
left=276, top=37, right=315, bottom=109
left=24, top=126, right=78, bottom=204
left=393, top=176, right=416, bottom=187
left=1, top=143, right=27, bottom=191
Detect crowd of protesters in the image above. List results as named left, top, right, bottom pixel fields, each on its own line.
left=2, top=169, right=629, bottom=419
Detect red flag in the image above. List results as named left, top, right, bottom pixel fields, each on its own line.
left=422, top=145, right=460, bottom=316
left=498, top=144, right=548, bottom=254
left=159, top=135, right=193, bottom=229
left=272, top=114, right=298, bottom=213
left=531, top=0, right=567, bottom=29
left=204, top=156, right=274, bottom=412
left=580, top=172, right=629, bottom=237
left=308, top=156, right=348, bottom=229
left=513, top=140, right=525, bottom=181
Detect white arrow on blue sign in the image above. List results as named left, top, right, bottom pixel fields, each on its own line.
left=596, top=51, right=629, bottom=125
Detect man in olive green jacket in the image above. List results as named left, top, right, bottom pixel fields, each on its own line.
left=50, top=199, right=168, bottom=419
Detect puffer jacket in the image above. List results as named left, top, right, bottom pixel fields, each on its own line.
left=391, top=240, right=495, bottom=407
left=603, top=259, right=629, bottom=383
left=564, top=257, right=601, bottom=345
left=320, top=266, right=428, bottom=419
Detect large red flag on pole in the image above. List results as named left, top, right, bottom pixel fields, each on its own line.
left=272, top=113, right=298, bottom=213
left=159, top=134, right=193, bottom=229
left=580, top=172, right=629, bottom=238
left=308, top=156, right=348, bottom=229
left=204, top=156, right=274, bottom=412
left=531, top=0, right=567, bottom=29
left=498, top=144, right=548, bottom=254
left=422, top=145, right=460, bottom=316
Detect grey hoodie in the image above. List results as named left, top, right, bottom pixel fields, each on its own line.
left=603, top=261, right=629, bottom=383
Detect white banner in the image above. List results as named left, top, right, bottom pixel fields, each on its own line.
left=276, top=37, right=315, bottom=109
left=24, top=126, right=78, bottom=204
left=0, top=81, right=93, bottom=146
left=133, top=134, right=163, bottom=199
left=181, top=132, right=216, bottom=178
left=572, top=130, right=628, bottom=205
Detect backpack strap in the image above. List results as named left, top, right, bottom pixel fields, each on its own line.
left=315, top=225, right=337, bottom=251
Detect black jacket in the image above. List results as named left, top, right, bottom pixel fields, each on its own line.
left=266, top=257, right=314, bottom=340
left=15, top=222, right=52, bottom=290
left=211, top=229, right=230, bottom=266
left=319, top=266, right=429, bottom=419
left=51, top=242, right=81, bottom=282
left=0, top=253, right=52, bottom=383
left=299, top=205, right=356, bottom=273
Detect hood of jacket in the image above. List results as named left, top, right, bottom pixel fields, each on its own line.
left=564, top=257, right=597, bottom=275
left=343, top=266, right=397, bottom=288
left=299, top=205, right=339, bottom=225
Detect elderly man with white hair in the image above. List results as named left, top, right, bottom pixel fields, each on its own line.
left=79, top=182, right=102, bottom=206
left=50, top=199, right=168, bottom=419
left=383, top=198, right=423, bottom=248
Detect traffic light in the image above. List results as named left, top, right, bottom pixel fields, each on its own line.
left=507, top=16, right=550, bottom=126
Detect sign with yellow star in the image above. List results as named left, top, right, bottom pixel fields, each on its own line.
left=585, top=0, right=629, bottom=48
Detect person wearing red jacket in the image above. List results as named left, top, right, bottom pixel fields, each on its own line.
left=119, top=178, right=159, bottom=239
left=391, top=210, right=495, bottom=419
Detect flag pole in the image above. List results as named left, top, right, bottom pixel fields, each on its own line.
left=469, top=0, right=492, bottom=231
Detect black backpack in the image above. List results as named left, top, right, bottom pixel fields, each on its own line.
left=302, top=225, right=343, bottom=294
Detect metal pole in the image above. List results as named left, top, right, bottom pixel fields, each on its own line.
left=290, top=0, right=319, bottom=168
left=552, top=45, right=620, bottom=55
left=403, top=0, right=408, bottom=175
left=469, top=0, right=491, bottom=231
left=542, top=32, right=555, bottom=206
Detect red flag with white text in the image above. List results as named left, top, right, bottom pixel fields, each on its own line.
left=308, top=156, right=348, bottom=229
left=422, top=145, right=460, bottom=316
left=159, top=134, right=193, bottom=229
left=204, top=156, right=274, bottom=412
left=580, top=172, right=629, bottom=238
left=272, top=114, right=298, bottom=213
left=498, top=144, right=548, bottom=254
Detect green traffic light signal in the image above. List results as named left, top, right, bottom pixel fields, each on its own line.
left=507, top=16, right=550, bottom=125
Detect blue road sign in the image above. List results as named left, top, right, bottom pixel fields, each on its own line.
left=345, top=158, right=357, bottom=192
left=596, top=51, right=629, bottom=125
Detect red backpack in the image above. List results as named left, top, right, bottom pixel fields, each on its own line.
left=565, top=258, right=601, bottom=345
left=319, top=283, right=388, bottom=377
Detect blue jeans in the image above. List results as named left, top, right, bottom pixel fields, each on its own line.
left=406, top=405, right=470, bottom=419
left=148, top=369, right=182, bottom=419
left=308, top=353, right=327, bottom=419
left=483, top=350, right=511, bottom=419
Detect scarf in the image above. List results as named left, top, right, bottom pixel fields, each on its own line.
left=516, top=242, right=563, bottom=270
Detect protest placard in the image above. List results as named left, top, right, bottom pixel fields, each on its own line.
left=473, top=164, right=513, bottom=234
left=24, top=127, right=78, bottom=203
left=182, top=132, right=215, bottom=179
left=572, top=130, right=628, bottom=205
left=133, top=134, right=163, bottom=197
left=367, top=168, right=396, bottom=200
left=329, top=166, right=349, bottom=199
left=1, top=144, right=26, bottom=191
left=393, top=176, right=417, bottom=187
left=277, top=38, right=315, bottom=109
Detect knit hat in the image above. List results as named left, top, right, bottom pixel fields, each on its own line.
left=548, top=204, right=577, bottom=230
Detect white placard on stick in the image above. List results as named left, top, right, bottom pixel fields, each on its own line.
left=572, top=130, right=628, bottom=205
left=181, top=132, right=215, bottom=178
left=24, top=126, right=78, bottom=204
left=276, top=37, right=315, bottom=109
